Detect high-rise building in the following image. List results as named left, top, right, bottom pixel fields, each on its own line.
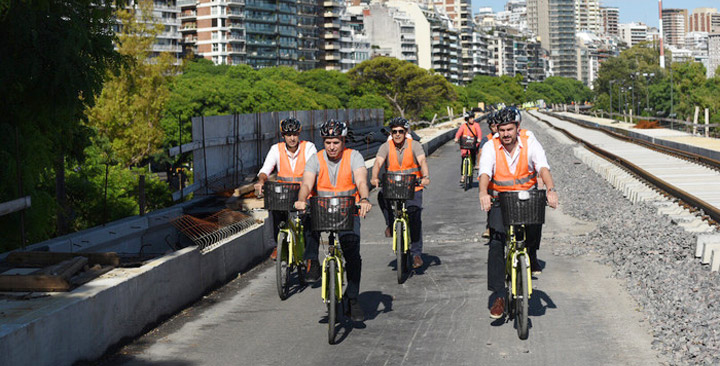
left=600, top=6, right=619, bottom=36
left=712, top=14, right=720, bottom=33
left=363, top=3, right=418, bottom=65
left=339, top=9, right=370, bottom=71
left=575, top=0, right=600, bottom=33
left=662, top=8, right=688, bottom=48
left=689, top=8, right=717, bottom=33
left=321, top=0, right=343, bottom=71
left=527, top=0, right=576, bottom=78
left=618, top=22, right=648, bottom=47
left=708, top=34, right=720, bottom=78
left=297, top=0, right=320, bottom=70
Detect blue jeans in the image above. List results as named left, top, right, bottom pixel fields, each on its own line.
left=379, top=189, right=424, bottom=256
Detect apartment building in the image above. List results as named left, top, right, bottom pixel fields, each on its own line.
left=600, top=6, right=619, bottom=36
left=708, top=34, right=720, bottom=78
left=363, top=3, right=418, bottom=65
left=689, top=8, right=717, bottom=33
left=575, top=0, right=600, bottom=33
left=527, top=0, right=577, bottom=78
left=297, top=0, right=320, bottom=70
left=618, top=22, right=648, bottom=47
left=662, top=8, right=688, bottom=48
left=339, top=9, right=371, bottom=71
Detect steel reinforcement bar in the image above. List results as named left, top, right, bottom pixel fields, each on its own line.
left=532, top=112, right=720, bottom=226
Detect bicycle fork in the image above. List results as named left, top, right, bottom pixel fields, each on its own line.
left=392, top=213, right=410, bottom=254
left=508, top=226, right=533, bottom=297
left=321, top=236, right=344, bottom=303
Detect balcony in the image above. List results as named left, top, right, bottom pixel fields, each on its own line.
left=246, top=14, right=277, bottom=23
left=228, top=47, right=246, bottom=54
left=179, top=11, right=196, bottom=20
left=323, top=21, right=340, bottom=29
left=228, top=10, right=244, bottom=18
left=228, top=22, right=244, bottom=29
left=324, top=31, right=340, bottom=39
left=181, top=24, right=197, bottom=32
left=245, top=0, right=276, bottom=11
left=177, top=0, right=196, bottom=6
left=183, top=36, right=197, bottom=43
left=323, top=0, right=341, bottom=7
left=153, top=44, right=182, bottom=53
left=246, top=38, right=276, bottom=46
left=246, top=25, right=277, bottom=34
left=324, top=42, right=339, bottom=50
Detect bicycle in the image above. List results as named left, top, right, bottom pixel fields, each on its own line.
left=497, top=189, right=546, bottom=340
left=309, top=195, right=357, bottom=345
left=459, top=136, right=477, bottom=191
left=264, top=181, right=306, bottom=300
left=381, top=173, right=418, bottom=284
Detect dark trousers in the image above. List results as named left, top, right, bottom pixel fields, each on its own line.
left=270, top=210, right=317, bottom=261
left=378, top=189, right=424, bottom=255
left=305, top=216, right=362, bottom=299
left=487, top=201, right=542, bottom=295
left=460, top=148, right=478, bottom=172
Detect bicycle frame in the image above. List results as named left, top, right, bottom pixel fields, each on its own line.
left=391, top=201, right=410, bottom=254
left=506, top=225, right=533, bottom=297
left=462, top=154, right=473, bottom=177
left=321, top=233, right=344, bottom=303
left=278, top=213, right=305, bottom=265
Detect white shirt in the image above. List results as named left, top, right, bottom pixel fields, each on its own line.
left=258, top=141, right=317, bottom=177
left=478, top=134, right=550, bottom=179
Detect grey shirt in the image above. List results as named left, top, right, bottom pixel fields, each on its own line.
left=305, top=149, right=366, bottom=186
left=376, top=139, right=425, bottom=167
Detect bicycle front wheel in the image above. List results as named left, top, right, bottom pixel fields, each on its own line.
left=463, top=159, right=472, bottom=191
left=515, top=255, right=529, bottom=340
left=327, top=259, right=338, bottom=344
left=395, top=220, right=407, bottom=284
left=276, top=232, right=290, bottom=300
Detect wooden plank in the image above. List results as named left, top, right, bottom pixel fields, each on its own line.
left=5, top=252, right=120, bottom=268
left=0, top=275, right=70, bottom=292
left=0, top=196, right=31, bottom=217
left=40, top=257, right=88, bottom=281
left=70, top=265, right=114, bottom=287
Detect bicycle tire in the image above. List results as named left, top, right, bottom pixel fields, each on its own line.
left=276, top=232, right=290, bottom=300
left=395, top=220, right=407, bottom=284
left=327, top=259, right=337, bottom=344
left=463, top=158, right=472, bottom=191
left=516, top=255, right=529, bottom=340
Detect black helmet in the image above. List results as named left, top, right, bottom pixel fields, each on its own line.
left=280, top=118, right=301, bottom=134
left=389, top=117, right=410, bottom=130
left=498, top=107, right=521, bottom=126
left=319, top=119, right=348, bottom=138
left=487, top=112, right=499, bottom=126
left=463, top=112, right=472, bottom=121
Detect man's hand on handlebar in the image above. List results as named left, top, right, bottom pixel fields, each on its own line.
left=479, top=192, right=492, bottom=212
left=370, top=178, right=380, bottom=188
left=546, top=190, right=559, bottom=209
left=294, top=200, right=307, bottom=211
left=421, top=177, right=430, bottom=186
left=253, top=182, right=264, bottom=198
left=358, top=201, right=372, bottom=218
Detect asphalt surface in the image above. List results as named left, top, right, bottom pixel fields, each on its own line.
left=90, top=137, right=665, bottom=366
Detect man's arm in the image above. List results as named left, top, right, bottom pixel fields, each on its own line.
left=254, top=145, right=278, bottom=196
left=538, top=167, right=558, bottom=208
left=479, top=174, right=492, bottom=212
left=354, top=166, right=372, bottom=218
left=293, top=170, right=317, bottom=211
left=371, top=155, right=386, bottom=188
left=416, top=154, right=430, bottom=186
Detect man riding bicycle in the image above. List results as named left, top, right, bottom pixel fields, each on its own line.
left=477, top=109, right=559, bottom=319
left=255, top=118, right=318, bottom=263
left=371, top=117, right=431, bottom=269
left=293, top=119, right=373, bottom=322
left=454, top=112, right=482, bottom=184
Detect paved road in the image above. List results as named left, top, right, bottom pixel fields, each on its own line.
left=94, top=137, right=665, bottom=366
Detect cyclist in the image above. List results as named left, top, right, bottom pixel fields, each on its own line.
left=477, top=109, right=559, bottom=319
left=454, top=112, right=482, bottom=184
left=294, top=119, right=372, bottom=322
left=371, top=117, right=431, bottom=269
left=255, top=118, right=317, bottom=263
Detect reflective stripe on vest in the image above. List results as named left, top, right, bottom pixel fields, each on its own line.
left=315, top=149, right=360, bottom=201
left=487, top=134, right=537, bottom=195
left=387, top=139, right=423, bottom=190
left=277, top=141, right=307, bottom=183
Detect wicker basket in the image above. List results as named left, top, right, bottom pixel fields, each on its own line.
left=498, top=190, right=547, bottom=226
left=459, top=136, right=477, bottom=149
left=382, top=173, right=416, bottom=200
left=310, top=196, right=356, bottom=232
left=263, top=182, right=300, bottom=211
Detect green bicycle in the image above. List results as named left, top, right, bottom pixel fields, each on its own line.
left=309, top=196, right=357, bottom=345
left=459, top=136, right=477, bottom=191
left=498, top=190, right=546, bottom=340
left=264, top=181, right=306, bottom=300
left=382, top=173, right=419, bottom=284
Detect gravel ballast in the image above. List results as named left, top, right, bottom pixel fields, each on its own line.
left=525, top=113, right=720, bottom=365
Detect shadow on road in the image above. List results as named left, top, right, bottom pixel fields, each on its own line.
left=76, top=356, right=196, bottom=366
left=528, top=289, right=556, bottom=316
left=386, top=254, right=442, bottom=275
left=359, top=291, right=394, bottom=321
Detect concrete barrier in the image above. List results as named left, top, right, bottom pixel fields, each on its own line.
left=0, top=120, right=458, bottom=366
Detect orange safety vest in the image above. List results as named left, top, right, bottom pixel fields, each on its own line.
left=487, top=134, right=537, bottom=196
left=315, top=149, right=360, bottom=202
left=277, top=141, right=307, bottom=183
left=486, top=133, right=494, bottom=140
left=387, top=139, right=423, bottom=191
left=460, top=123, right=480, bottom=139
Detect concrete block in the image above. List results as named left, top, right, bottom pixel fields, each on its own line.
left=701, top=242, right=720, bottom=264
left=696, top=234, right=720, bottom=258
left=710, top=249, right=720, bottom=272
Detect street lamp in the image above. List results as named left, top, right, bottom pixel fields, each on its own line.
left=609, top=80, right=616, bottom=119
left=643, top=72, right=655, bottom=114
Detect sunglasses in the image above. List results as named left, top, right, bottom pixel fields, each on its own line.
left=391, top=129, right=406, bottom=135
left=283, top=132, right=299, bottom=136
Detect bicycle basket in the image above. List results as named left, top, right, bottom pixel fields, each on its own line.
left=382, top=173, right=416, bottom=200
left=459, top=136, right=477, bottom=149
left=498, top=190, right=546, bottom=226
left=263, top=181, right=300, bottom=211
left=310, top=196, right=356, bottom=232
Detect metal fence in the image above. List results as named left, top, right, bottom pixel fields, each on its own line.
left=168, top=108, right=384, bottom=200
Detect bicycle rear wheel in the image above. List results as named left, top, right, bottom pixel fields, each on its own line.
left=395, top=220, right=407, bottom=284
left=515, top=255, right=529, bottom=340
left=276, top=232, right=290, bottom=300
left=327, top=259, right=338, bottom=344
left=463, top=159, right=472, bottom=191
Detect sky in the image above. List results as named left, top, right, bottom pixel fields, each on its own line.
left=470, top=0, right=719, bottom=28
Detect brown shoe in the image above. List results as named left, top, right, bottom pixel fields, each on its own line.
left=412, top=255, right=424, bottom=269
left=482, top=228, right=490, bottom=238
left=270, top=247, right=277, bottom=261
left=490, top=297, right=505, bottom=319
left=385, top=226, right=392, bottom=238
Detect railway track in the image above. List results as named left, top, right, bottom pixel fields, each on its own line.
left=529, top=111, right=720, bottom=227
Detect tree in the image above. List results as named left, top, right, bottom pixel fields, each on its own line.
left=348, top=57, right=457, bottom=119
left=86, top=0, right=178, bottom=168
left=0, top=0, right=125, bottom=246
